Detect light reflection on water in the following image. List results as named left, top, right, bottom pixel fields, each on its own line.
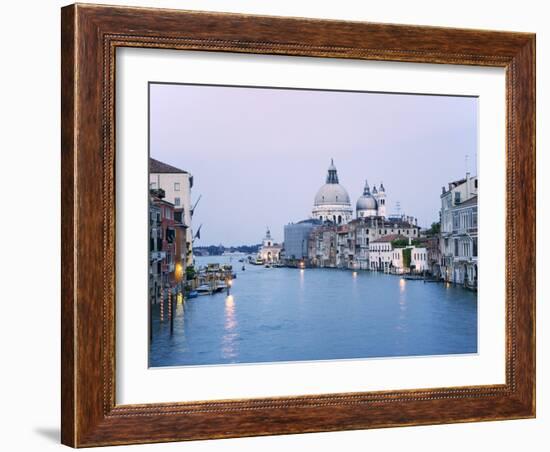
left=222, top=295, right=238, bottom=360
left=149, top=255, right=477, bottom=367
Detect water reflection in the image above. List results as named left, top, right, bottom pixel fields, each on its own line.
left=397, top=278, right=407, bottom=334
left=222, top=295, right=238, bottom=360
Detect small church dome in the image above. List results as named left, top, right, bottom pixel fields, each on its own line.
left=356, top=180, right=378, bottom=212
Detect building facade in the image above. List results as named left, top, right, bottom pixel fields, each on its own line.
left=257, top=228, right=282, bottom=263
left=149, top=158, right=194, bottom=266
left=149, top=189, right=187, bottom=305
left=368, top=235, right=399, bottom=272
left=304, top=217, right=420, bottom=270
left=307, top=225, right=338, bottom=268
left=439, top=174, right=478, bottom=288
left=283, top=219, right=323, bottom=263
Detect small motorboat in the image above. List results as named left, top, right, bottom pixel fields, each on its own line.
left=187, top=290, right=198, bottom=299
left=196, top=284, right=212, bottom=296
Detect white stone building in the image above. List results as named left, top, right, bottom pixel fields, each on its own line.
left=368, top=235, right=397, bottom=272
left=439, top=173, right=478, bottom=288
left=410, top=247, right=429, bottom=272
left=368, top=234, right=428, bottom=274
left=149, top=158, right=194, bottom=266
left=258, top=228, right=282, bottom=263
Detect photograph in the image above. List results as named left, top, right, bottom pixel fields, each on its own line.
left=147, top=83, right=479, bottom=367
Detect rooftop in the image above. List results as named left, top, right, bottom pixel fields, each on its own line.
left=371, top=234, right=408, bottom=243
left=455, top=195, right=478, bottom=208
left=149, top=158, right=188, bottom=174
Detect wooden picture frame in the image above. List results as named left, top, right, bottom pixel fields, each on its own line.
left=61, top=3, right=535, bottom=447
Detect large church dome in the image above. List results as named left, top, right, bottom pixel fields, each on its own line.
left=311, top=159, right=353, bottom=224
left=314, top=183, right=351, bottom=206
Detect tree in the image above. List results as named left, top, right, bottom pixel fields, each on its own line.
left=391, top=239, right=409, bottom=248
left=402, top=248, right=411, bottom=269
left=427, top=222, right=441, bottom=236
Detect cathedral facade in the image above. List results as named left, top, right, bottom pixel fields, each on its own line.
left=311, top=159, right=387, bottom=223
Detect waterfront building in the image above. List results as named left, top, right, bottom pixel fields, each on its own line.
left=418, top=235, right=442, bottom=276
left=336, top=223, right=357, bottom=268
left=304, top=216, right=420, bottom=270
left=257, top=228, right=282, bottom=263
left=411, top=247, right=429, bottom=273
left=149, top=199, right=163, bottom=304
left=311, top=159, right=353, bottom=224
left=283, top=219, right=323, bottom=263
left=149, top=189, right=188, bottom=303
left=173, top=208, right=188, bottom=289
left=308, top=224, right=338, bottom=267
left=368, top=234, right=403, bottom=271
left=368, top=234, right=428, bottom=274
left=439, top=174, right=478, bottom=288
left=149, top=158, right=194, bottom=266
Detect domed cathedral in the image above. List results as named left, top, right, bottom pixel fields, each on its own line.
left=356, top=180, right=387, bottom=219
left=311, top=159, right=353, bottom=224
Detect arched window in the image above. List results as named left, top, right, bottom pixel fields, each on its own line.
left=338, top=215, right=342, bottom=224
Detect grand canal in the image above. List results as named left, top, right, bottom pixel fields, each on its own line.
left=149, top=255, right=477, bottom=367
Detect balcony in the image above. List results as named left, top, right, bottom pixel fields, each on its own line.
left=150, top=251, right=166, bottom=262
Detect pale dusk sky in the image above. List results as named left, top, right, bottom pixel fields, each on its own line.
left=150, top=83, right=477, bottom=246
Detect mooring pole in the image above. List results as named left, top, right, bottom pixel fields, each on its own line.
left=169, top=289, right=174, bottom=335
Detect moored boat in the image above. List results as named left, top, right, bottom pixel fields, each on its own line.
left=196, top=284, right=212, bottom=296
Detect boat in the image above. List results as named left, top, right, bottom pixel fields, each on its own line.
left=196, top=284, right=212, bottom=296
left=215, top=282, right=228, bottom=292
left=187, top=290, right=198, bottom=299
left=265, top=263, right=272, bottom=268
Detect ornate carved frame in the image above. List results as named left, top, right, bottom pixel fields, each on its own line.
left=61, top=3, right=535, bottom=447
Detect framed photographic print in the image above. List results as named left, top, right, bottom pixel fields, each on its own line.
left=61, top=3, right=536, bottom=447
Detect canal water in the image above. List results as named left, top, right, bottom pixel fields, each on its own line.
left=149, top=255, right=477, bottom=367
